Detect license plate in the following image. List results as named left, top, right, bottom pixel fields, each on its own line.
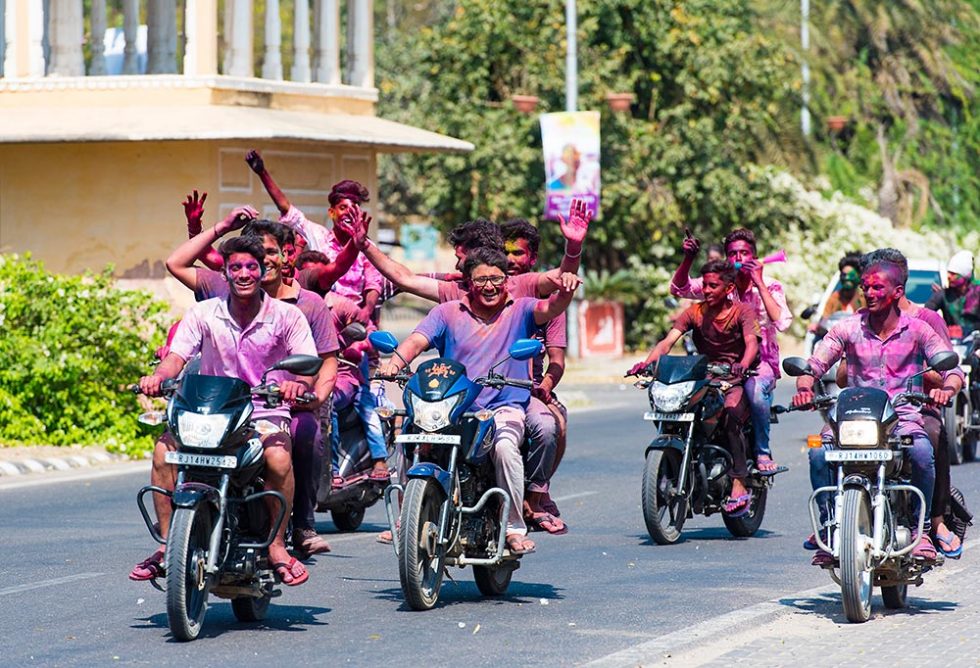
left=825, top=450, right=893, bottom=462
left=395, top=433, right=462, bottom=445
left=644, top=411, right=695, bottom=422
left=165, top=451, right=238, bottom=469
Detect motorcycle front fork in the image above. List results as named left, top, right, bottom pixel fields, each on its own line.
left=674, top=422, right=696, bottom=498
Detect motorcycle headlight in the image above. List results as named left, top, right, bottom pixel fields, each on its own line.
left=176, top=411, right=231, bottom=449
left=649, top=381, right=696, bottom=413
left=838, top=421, right=879, bottom=447
left=409, top=395, right=462, bottom=433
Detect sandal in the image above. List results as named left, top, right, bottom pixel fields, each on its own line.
left=292, top=528, right=331, bottom=557
left=505, top=534, right=536, bottom=555
left=528, top=512, right=569, bottom=535
left=934, top=528, right=963, bottom=559
left=723, top=491, right=752, bottom=517
left=331, top=475, right=344, bottom=490
left=755, top=455, right=778, bottom=474
left=272, top=557, right=309, bottom=586
left=129, top=549, right=165, bottom=581
left=368, top=464, right=390, bottom=481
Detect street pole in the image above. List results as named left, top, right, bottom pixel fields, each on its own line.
left=801, top=0, right=811, bottom=136
left=564, top=0, right=582, bottom=358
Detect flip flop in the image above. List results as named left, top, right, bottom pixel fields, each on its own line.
left=129, top=550, right=166, bottom=581
left=528, top=512, right=569, bottom=535
left=505, top=534, right=536, bottom=555
left=934, top=528, right=963, bottom=559
left=368, top=467, right=390, bottom=481
left=540, top=493, right=561, bottom=518
left=272, top=557, right=309, bottom=586
left=755, top=455, right=779, bottom=475
left=723, top=491, right=752, bottom=516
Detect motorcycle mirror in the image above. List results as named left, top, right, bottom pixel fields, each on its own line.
left=782, top=356, right=813, bottom=377
left=340, top=322, right=368, bottom=343
left=508, top=338, right=543, bottom=362
left=266, top=354, right=324, bottom=377
left=927, top=350, right=960, bottom=373
left=368, top=330, right=399, bottom=354
left=800, top=305, right=817, bottom=320
left=664, top=296, right=680, bottom=309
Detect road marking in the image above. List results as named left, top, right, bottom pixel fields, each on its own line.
left=0, top=572, right=103, bottom=597
left=0, top=462, right=150, bottom=491
left=552, top=491, right=598, bottom=503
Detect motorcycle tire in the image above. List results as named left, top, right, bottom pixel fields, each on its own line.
left=946, top=401, right=965, bottom=466
left=881, top=583, right=908, bottom=609
left=398, top=478, right=446, bottom=611
left=723, top=486, right=768, bottom=538
left=165, top=505, right=213, bottom=641
left=641, top=449, right=686, bottom=545
left=473, top=565, right=513, bottom=597
left=231, top=585, right=272, bottom=622
left=840, top=487, right=874, bottom=623
left=332, top=507, right=365, bottom=532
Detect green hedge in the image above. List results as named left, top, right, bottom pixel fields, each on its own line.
left=0, top=254, right=169, bottom=455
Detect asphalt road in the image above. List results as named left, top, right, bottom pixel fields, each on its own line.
left=2, top=384, right=978, bottom=666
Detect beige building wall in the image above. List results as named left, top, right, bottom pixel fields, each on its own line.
left=0, top=139, right=377, bottom=278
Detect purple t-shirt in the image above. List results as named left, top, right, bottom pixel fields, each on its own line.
left=532, top=313, right=567, bottom=384
left=413, top=297, right=539, bottom=410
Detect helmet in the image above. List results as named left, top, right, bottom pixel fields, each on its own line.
left=948, top=250, right=974, bottom=278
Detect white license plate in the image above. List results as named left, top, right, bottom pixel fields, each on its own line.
left=395, top=433, right=462, bottom=445
left=165, top=451, right=238, bottom=469
left=644, top=411, right=695, bottom=422
left=825, top=450, right=894, bottom=462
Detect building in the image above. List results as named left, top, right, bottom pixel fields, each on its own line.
left=0, top=0, right=471, bottom=300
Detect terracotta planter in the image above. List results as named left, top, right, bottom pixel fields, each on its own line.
left=511, top=95, right=540, bottom=114
left=826, top=115, right=848, bottom=133
left=606, top=92, right=635, bottom=113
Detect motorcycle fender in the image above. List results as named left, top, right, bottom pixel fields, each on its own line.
left=645, top=435, right=686, bottom=458
left=172, top=482, right=220, bottom=510
left=841, top=474, right=871, bottom=494
left=406, top=463, right=451, bottom=498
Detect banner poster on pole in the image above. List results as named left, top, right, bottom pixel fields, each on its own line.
left=541, top=111, right=600, bottom=220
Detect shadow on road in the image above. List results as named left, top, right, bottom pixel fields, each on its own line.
left=132, top=603, right=332, bottom=640
left=373, top=580, right=565, bottom=610
left=779, top=590, right=958, bottom=623
left=632, top=527, right=778, bottom=546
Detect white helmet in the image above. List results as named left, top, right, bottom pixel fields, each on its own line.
left=948, top=250, right=974, bottom=278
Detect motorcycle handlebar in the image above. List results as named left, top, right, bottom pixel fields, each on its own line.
left=772, top=395, right=835, bottom=414
left=895, top=391, right=950, bottom=408
left=130, top=378, right=179, bottom=396
left=373, top=372, right=412, bottom=383
left=475, top=375, right=533, bottom=390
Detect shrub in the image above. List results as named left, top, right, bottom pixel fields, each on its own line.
left=0, top=254, right=169, bottom=455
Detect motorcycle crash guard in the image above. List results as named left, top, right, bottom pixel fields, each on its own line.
left=406, top=462, right=452, bottom=498
left=172, top=481, right=221, bottom=510
left=645, top=434, right=686, bottom=458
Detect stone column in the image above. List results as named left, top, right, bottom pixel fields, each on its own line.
left=147, top=0, right=177, bottom=73
left=345, top=0, right=372, bottom=88
left=225, top=0, right=253, bottom=77
left=87, top=0, right=106, bottom=74
left=313, top=0, right=338, bottom=84
left=290, top=0, right=310, bottom=82
left=121, top=0, right=138, bottom=74
left=261, top=0, right=281, bottom=79
left=184, top=0, right=217, bottom=75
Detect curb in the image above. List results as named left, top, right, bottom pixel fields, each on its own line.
left=0, top=450, right=122, bottom=477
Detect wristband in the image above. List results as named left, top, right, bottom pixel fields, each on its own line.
left=564, top=244, right=582, bottom=260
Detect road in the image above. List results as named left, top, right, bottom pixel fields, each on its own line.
left=2, top=384, right=978, bottom=666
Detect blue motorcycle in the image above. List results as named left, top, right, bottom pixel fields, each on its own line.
left=369, top=331, right=541, bottom=610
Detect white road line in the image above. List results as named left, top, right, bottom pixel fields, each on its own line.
left=552, top=491, right=598, bottom=503
left=0, top=573, right=103, bottom=597
left=0, top=462, right=150, bottom=491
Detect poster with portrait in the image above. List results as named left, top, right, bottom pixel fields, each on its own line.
left=541, top=111, right=600, bottom=220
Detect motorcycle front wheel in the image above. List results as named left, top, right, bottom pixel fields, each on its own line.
left=641, top=449, right=687, bottom=545
left=840, top=487, right=874, bottom=623
left=398, top=478, right=446, bottom=610
left=165, top=505, right=213, bottom=641
left=723, top=486, right=768, bottom=538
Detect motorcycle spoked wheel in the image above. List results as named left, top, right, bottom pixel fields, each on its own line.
left=840, top=487, right=874, bottom=623
left=473, top=497, right=513, bottom=597
left=165, top=505, right=213, bottom=641
left=946, top=400, right=966, bottom=466
left=641, top=449, right=687, bottom=545
left=722, top=486, right=768, bottom=538
left=399, top=478, right=447, bottom=611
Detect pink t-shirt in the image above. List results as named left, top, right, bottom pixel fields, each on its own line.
left=170, top=294, right=318, bottom=420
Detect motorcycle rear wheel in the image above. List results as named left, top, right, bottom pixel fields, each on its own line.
left=946, top=401, right=965, bottom=466
left=840, top=487, right=874, bottom=623
left=231, top=586, right=272, bottom=622
left=165, top=505, right=213, bottom=641
left=399, top=478, right=446, bottom=611
left=881, top=583, right=908, bottom=609
left=641, top=449, right=686, bottom=545
left=723, top=486, right=768, bottom=538
left=332, top=507, right=365, bottom=532
left=473, top=565, right=513, bottom=596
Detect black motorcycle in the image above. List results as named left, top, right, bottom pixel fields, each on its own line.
left=135, top=354, right=322, bottom=641
left=778, top=351, right=959, bottom=623
left=370, top=331, right=542, bottom=610
left=947, top=330, right=979, bottom=464
left=631, top=355, right=785, bottom=544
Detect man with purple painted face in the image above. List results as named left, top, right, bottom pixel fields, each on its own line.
left=376, top=247, right=579, bottom=555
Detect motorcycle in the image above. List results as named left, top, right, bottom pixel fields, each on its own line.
left=778, top=351, right=959, bottom=623
left=316, top=323, right=401, bottom=531
left=369, top=330, right=542, bottom=610
left=947, top=329, right=979, bottom=465
left=630, top=355, right=786, bottom=545
left=135, top=354, right=323, bottom=641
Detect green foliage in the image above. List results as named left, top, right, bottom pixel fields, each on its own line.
left=0, top=254, right=168, bottom=455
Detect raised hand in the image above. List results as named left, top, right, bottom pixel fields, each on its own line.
left=245, top=150, right=265, bottom=174
left=338, top=205, right=371, bottom=250
left=182, top=190, right=207, bottom=236
left=682, top=236, right=701, bottom=258
left=558, top=198, right=593, bottom=246
left=741, top=259, right=765, bottom=286
left=548, top=271, right=583, bottom=293
left=217, top=205, right=259, bottom=235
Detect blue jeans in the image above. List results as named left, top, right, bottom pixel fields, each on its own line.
left=745, top=363, right=776, bottom=458
left=331, top=358, right=388, bottom=472
left=809, top=433, right=935, bottom=526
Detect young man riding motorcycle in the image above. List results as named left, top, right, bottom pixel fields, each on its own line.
left=630, top=260, right=761, bottom=515
left=375, top=247, right=579, bottom=555
left=794, top=252, right=963, bottom=564
left=135, top=234, right=321, bottom=586
left=926, top=250, right=980, bottom=335
left=671, top=229, right=792, bottom=475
